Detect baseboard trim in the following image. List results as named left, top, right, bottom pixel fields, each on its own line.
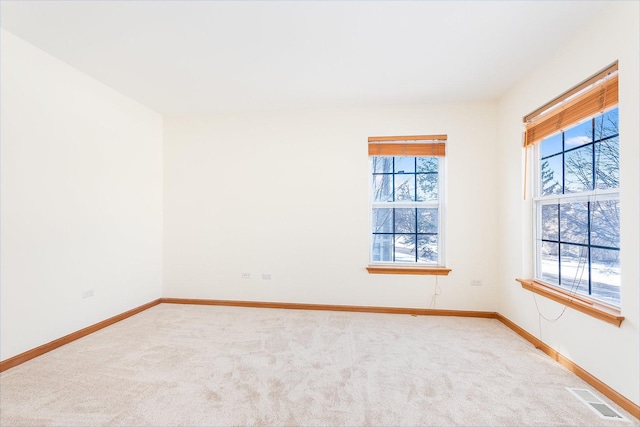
left=0, top=299, right=162, bottom=373
left=495, top=313, right=640, bottom=420
left=159, top=297, right=497, bottom=318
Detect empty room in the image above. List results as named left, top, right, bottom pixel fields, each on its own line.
left=1, top=1, right=639, bottom=425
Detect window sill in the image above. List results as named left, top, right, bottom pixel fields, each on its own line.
left=516, top=279, right=624, bottom=327
left=367, top=265, right=451, bottom=276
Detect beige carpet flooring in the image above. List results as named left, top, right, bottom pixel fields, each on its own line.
left=0, top=303, right=637, bottom=426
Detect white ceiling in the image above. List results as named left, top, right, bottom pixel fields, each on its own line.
left=0, top=1, right=611, bottom=115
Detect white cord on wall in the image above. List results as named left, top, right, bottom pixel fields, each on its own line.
left=429, top=275, right=441, bottom=309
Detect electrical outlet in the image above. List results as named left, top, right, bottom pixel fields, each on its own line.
left=262, top=273, right=272, bottom=280
left=241, top=272, right=251, bottom=279
left=81, top=289, right=94, bottom=299
left=470, top=279, right=483, bottom=286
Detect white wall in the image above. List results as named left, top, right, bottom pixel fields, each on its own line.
left=0, top=30, right=164, bottom=361
left=496, top=2, right=639, bottom=405
left=163, top=102, right=499, bottom=311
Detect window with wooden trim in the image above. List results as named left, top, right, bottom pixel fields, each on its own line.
left=368, top=135, right=446, bottom=268
left=525, top=62, right=620, bottom=308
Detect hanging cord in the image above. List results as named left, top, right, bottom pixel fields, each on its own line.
left=429, top=275, right=441, bottom=309
left=523, top=135, right=529, bottom=200
left=534, top=79, right=611, bottom=336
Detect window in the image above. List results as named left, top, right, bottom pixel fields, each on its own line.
left=367, top=135, right=448, bottom=274
left=525, top=62, right=620, bottom=309
left=534, top=108, right=619, bottom=306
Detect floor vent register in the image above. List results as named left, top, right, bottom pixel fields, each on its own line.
left=567, top=388, right=628, bottom=421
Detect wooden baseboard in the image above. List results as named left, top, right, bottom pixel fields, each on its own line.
left=159, top=297, right=497, bottom=318
left=495, top=313, right=640, bottom=420
left=0, top=299, right=162, bottom=373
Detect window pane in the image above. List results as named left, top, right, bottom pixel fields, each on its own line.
left=417, top=173, right=438, bottom=201
left=372, top=157, right=393, bottom=173
left=564, top=119, right=592, bottom=148
left=541, top=155, right=562, bottom=196
left=372, top=174, right=393, bottom=202
left=591, top=248, right=620, bottom=306
left=394, top=208, right=416, bottom=233
left=591, top=200, right=620, bottom=248
left=594, top=108, right=618, bottom=140
left=417, top=208, right=438, bottom=233
left=394, top=235, right=415, bottom=262
left=541, top=204, right=558, bottom=241
left=565, top=145, right=593, bottom=193
left=372, top=208, right=393, bottom=233
left=394, top=156, right=415, bottom=173
left=417, top=157, right=438, bottom=173
left=418, top=235, right=438, bottom=263
left=559, top=202, right=588, bottom=244
left=372, top=234, right=393, bottom=262
left=540, top=241, right=559, bottom=285
left=594, top=137, right=619, bottom=190
left=394, top=174, right=415, bottom=201
left=559, top=243, right=589, bottom=296
left=541, top=133, right=562, bottom=158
